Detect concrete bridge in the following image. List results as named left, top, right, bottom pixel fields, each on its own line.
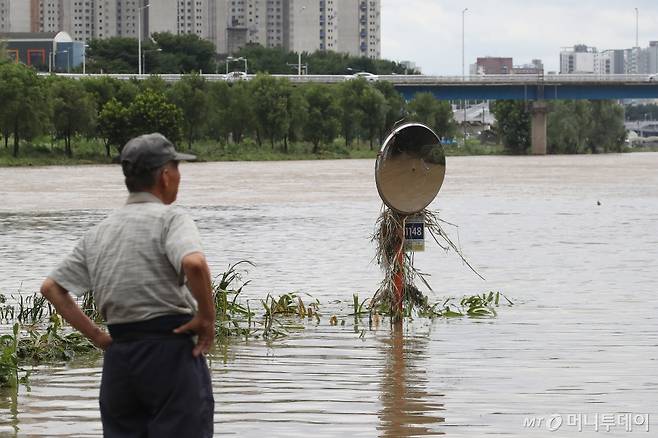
left=49, top=73, right=658, bottom=154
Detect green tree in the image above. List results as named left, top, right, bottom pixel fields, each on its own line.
left=232, top=44, right=293, bottom=74
left=98, top=91, right=183, bottom=154
left=151, top=32, right=216, bottom=73
left=251, top=75, right=294, bottom=150
left=303, top=84, right=341, bottom=153
left=407, top=92, right=456, bottom=139
left=136, top=75, right=169, bottom=95
left=232, top=44, right=420, bottom=75
left=226, top=81, right=255, bottom=144
left=491, top=100, right=531, bottom=154
left=587, top=100, right=625, bottom=153
left=205, top=81, right=232, bottom=143
left=337, top=79, right=367, bottom=147
left=86, top=33, right=216, bottom=74
left=49, top=78, right=97, bottom=157
left=0, top=63, right=48, bottom=156
left=98, top=98, right=131, bottom=156
left=547, top=100, right=591, bottom=154
left=374, top=81, right=407, bottom=143
left=168, top=74, right=208, bottom=149
left=625, top=103, right=658, bottom=121
left=285, top=87, right=308, bottom=149
left=82, top=76, right=139, bottom=111
left=0, top=42, right=7, bottom=63
left=86, top=37, right=139, bottom=73
left=128, top=90, right=183, bottom=147
left=359, top=86, right=388, bottom=149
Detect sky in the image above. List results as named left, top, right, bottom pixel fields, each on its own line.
left=381, top=0, right=658, bottom=75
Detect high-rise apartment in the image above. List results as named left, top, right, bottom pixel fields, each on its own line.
left=0, top=0, right=33, bottom=33
left=150, top=0, right=208, bottom=39
left=219, top=0, right=380, bottom=57
left=1, top=0, right=382, bottom=59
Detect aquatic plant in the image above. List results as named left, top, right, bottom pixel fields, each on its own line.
left=354, top=290, right=512, bottom=323
left=0, top=323, right=21, bottom=387
left=80, top=290, right=102, bottom=323
left=16, top=293, right=52, bottom=325
left=0, top=258, right=513, bottom=390
left=414, top=291, right=513, bottom=319
left=260, top=292, right=318, bottom=339
left=213, top=261, right=256, bottom=339
left=17, top=314, right=96, bottom=363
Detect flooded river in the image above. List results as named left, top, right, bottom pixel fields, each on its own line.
left=0, top=154, right=656, bottom=436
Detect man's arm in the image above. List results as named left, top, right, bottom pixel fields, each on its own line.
left=40, top=278, right=112, bottom=350
left=173, top=252, right=216, bottom=357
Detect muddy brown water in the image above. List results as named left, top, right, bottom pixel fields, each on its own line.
left=0, top=154, right=656, bottom=436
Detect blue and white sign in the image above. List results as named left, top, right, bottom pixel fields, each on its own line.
left=404, top=214, right=425, bottom=252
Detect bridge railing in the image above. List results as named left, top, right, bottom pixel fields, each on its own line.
left=36, top=73, right=658, bottom=85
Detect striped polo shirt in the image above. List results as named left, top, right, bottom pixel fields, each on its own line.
left=49, top=192, right=204, bottom=325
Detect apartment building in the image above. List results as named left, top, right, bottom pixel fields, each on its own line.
left=559, top=45, right=604, bottom=74
left=325, top=0, right=379, bottom=58
left=1, top=0, right=381, bottom=58
left=561, top=43, right=658, bottom=75
left=150, top=0, right=208, bottom=39
left=0, top=0, right=32, bottom=33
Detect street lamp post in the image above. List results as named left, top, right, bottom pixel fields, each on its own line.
left=138, top=3, right=151, bottom=75
left=297, top=51, right=302, bottom=76
left=462, top=8, right=468, bottom=80
left=462, top=8, right=468, bottom=144
left=298, top=6, right=306, bottom=75
left=635, top=8, right=639, bottom=48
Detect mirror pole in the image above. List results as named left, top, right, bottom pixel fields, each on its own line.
left=394, top=224, right=405, bottom=318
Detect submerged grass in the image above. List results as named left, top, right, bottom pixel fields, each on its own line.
left=0, top=258, right=512, bottom=387
left=0, top=261, right=327, bottom=386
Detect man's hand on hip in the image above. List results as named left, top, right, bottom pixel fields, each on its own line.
left=174, top=315, right=215, bottom=357
left=178, top=252, right=216, bottom=356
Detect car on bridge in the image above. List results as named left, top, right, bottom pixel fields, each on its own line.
left=225, top=71, right=248, bottom=82
left=345, top=72, right=378, bottom=82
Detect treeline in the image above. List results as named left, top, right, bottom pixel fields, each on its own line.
left=0, top=61, right=454, bottom=158
left=625, top=103, right=658, bottom=121
left=491, top=100, right=626, bottom=154
left=84, top=33, right=418, bottom=76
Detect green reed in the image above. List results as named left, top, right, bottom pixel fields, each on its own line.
left=0, top=263, right=513, bottom=388
left=357, top=290, right=513, bottom=322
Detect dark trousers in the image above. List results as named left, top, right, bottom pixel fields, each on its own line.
left=100, top=315, right=214, bottom=438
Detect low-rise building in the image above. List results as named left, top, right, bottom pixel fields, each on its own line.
left=0, top=31, right=84, bottom=72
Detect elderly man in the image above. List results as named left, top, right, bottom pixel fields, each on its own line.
left=40, top=133, right=215, bottom=437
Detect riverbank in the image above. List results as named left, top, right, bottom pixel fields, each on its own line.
left=3, top=137, right=655, bottom=168
left=0, top=138, right=506, bottom=167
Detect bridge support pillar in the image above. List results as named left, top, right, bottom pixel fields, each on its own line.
left=530, top=101, right=548, bottom=155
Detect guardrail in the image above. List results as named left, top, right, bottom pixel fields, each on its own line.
left=36, top=72, right=658, bottom=85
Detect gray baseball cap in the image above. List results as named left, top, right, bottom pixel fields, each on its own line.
left=121, top=133, right=196, bottom=176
